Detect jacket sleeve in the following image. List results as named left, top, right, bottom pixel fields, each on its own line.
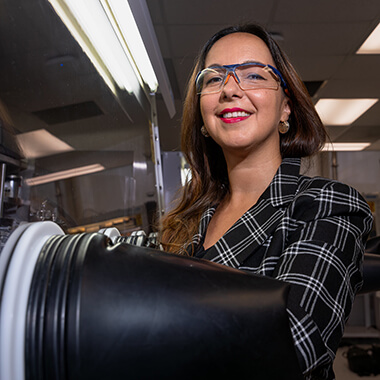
left=272, top=180, right=373, bottom=377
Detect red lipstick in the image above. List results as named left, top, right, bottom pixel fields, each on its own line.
left=219, top=107, right=251, bottom=123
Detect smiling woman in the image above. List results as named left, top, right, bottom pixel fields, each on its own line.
left=159, top=23, right=373, bottom=379
left=199, top=33, right=291, bottom=170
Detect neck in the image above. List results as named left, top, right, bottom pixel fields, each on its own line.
left=224, top=149, right=282, bottom=200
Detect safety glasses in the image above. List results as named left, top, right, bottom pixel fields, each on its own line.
left=195, top=62, right=288, bottom=95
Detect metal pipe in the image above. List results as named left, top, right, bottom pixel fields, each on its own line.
left=150, top=93, right=165, bottom=216
left=0, top=163, right=6, bottom=218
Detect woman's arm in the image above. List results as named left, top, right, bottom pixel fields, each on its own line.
left=273, top=181, right=373, bottom=377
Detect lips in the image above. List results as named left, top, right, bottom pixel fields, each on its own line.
left=219, top=108, right=251, bottom=123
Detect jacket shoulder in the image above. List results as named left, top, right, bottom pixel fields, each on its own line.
left=297, top=175, right=364, bottom=201
left=292, top=175, right=372, bottom=225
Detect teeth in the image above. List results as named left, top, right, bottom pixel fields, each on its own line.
left=222, top=111, right=250, bottom=118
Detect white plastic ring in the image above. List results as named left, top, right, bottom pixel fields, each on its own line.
left=0, top=221, right=64, bottom=380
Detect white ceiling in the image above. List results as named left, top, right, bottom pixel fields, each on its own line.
left=0, top=0, right=380, bottom=166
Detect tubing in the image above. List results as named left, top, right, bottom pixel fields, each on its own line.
left=1, top=222, right=303, bottom=380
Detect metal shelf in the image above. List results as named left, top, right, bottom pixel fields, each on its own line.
left=0, top=152, right=25, bottom=168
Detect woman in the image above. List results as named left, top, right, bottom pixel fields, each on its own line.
left=160, top=24, right=373, bottom=379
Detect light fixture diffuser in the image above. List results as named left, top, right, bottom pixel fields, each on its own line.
left=315, top=98, right=378, bottom=126
left=16, top=129, right=74, bottom=159
left=357, top=23, right=380, bottom=54
left=322, top=142, right=370, bottom=151
left=25, top=164, right=105, bottom=186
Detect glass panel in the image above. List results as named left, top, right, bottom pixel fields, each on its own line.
left=0, top=0, right=159, bottom=239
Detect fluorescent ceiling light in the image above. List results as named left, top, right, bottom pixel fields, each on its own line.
left=25, top=163, right=105, bottom=186
left=16, top=129, right=74, bottom=159
left=48, top=0, right=175, bottom=117
left=101, top=0, right=158, bottom=92
left=47, top=0, right=157, bottom=94
left=315, top=98, right=378, bottom=125
left=322, top=142, right=370, bottom=151
left=127, top=0, right=175, bottom=117
left=357, top=23, right=380, bottom=54
left=48, top=0, right=135, bottom=95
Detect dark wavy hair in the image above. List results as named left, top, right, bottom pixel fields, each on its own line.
left=160, top=23, right=327, bottom=253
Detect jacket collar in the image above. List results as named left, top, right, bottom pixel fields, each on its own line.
left=193, top=157, right=301, bottom=266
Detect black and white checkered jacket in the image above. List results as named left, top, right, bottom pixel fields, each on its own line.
left=190, top=157, right=373, bottom=379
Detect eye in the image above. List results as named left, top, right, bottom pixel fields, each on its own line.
left=237, top=64, right=280, bottom=89
left=247, top=73, right=266, bottom=81
left=203, top=69, right=224, bottom=86
left=242, top=69, right=267, bottom=82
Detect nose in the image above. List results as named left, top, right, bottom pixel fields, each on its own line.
left=221, top=72, right=243, bottom=96
left=223, top=72, right=239, bottom=86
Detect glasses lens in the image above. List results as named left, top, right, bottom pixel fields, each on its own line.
left=236, top=64, right=280, bottom=91
left=196, top=64, right=282, bottom=94
left=196, top=67, right=227, bottom=94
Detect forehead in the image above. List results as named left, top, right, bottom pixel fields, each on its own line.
left=205, top=32, right=275, bottom=68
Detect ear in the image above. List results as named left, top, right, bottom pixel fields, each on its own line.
left=281, top=97, right=291, bottom=122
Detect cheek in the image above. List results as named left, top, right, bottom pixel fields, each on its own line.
left=200, top=101, right=205, bottom=119
left=248, top=91, right=274, bottom=105
left=250, top=92, right=285, bottom=115
left=200, top=97, right=214, bottom=122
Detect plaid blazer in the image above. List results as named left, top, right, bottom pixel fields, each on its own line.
left=190, top=158, right=373, bottom=379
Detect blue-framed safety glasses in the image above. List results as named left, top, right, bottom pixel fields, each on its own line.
left=195, top=62, right=288, bottom=95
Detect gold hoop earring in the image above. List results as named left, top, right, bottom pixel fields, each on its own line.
left=201, top=125, right=210, bottom=137
left=279, top=120, right=290, bottom=134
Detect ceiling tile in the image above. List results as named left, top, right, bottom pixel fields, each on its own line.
left=146, top=0, right=165, bottom=24
left=332, top=55, right=380, bottom=80
left=318, top=78, right=380, bottom=98
left=289, top=55, right=345, bottom=82
left=353, top=103, right=380, bottom=126
left=149, top=24, right=172, bottom=57
left=326, top=125, right=353, bottom=141
left=273, top=22, right=374, bottom=56
left=167, top=25, right=225, bottom=58
left=157, top=0, right=275, bottom=25
left=366, top=139, right=380, bottom=150
left=334, top=125, right=380, bottom=142
left=274, top=0, right=380, bottom=23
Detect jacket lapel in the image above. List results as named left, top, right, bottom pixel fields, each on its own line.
left=201, top=158, right=301, bottom=268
